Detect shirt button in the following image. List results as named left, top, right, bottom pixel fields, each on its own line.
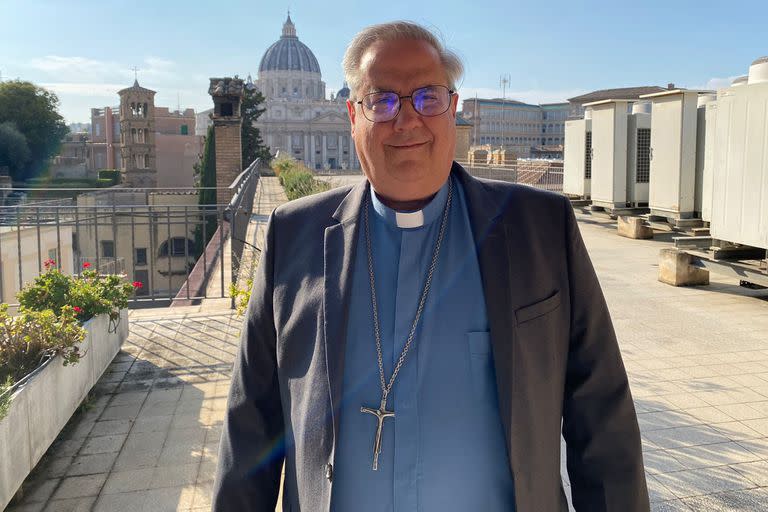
left=325, top=463, right=333, bottom=481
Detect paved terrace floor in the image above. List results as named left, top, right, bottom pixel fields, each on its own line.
left=8, top=177, right=768, bottom=511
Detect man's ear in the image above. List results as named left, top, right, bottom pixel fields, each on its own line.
left=346, top=100, right=356, bottom=136
left=450, top=92, right=459, bottom=119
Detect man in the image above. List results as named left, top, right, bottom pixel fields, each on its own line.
left=213, top=21, right=649, bottom=512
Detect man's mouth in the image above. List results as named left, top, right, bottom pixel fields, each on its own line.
left=389, top=141, right=429, bottom=149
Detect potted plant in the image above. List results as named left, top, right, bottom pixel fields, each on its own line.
left=0, top=260, right=139, bottom=508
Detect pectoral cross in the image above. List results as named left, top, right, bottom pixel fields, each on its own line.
left=360, top=403, right=395, bottom=470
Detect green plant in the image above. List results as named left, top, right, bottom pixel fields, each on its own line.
left=16, top=260, right=138, bottom=323
left=0, top=376, right=12, bottom=421
left=272, top=158, right=331, bottom=201
left=98, top=169, right=121, bottom=185
left=0, top=304, right=87, bottom=420
left=229, top=278, right=253, bottom=317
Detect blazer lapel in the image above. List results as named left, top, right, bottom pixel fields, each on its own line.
left=323, top=179, right=368, bottom=451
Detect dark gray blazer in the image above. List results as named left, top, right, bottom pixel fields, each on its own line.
left=213, top=163, right=649, bottom=512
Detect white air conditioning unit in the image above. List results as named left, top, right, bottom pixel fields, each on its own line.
left=626, top=102, right=652, bottom=206
left=710, top=57, right=768, bottom=249
left=641, top=89, right=701, bottom=219
left=583, top=99, right=652, bottom=209
left=697, top=94, right=718, bottom=223
left=563, top=114, right=592, bottom=198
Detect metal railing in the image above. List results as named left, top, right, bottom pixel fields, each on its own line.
left=0, top=160, right=262, bottom=308
left=457, top=161, right=564, bottom=192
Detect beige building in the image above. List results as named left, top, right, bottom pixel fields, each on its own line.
left=567, top=85, right=670, bottom=119
left=75, top=190, right=198, bottom=299
left=455, top=116, right=472, bottom=162
left=459, top=98, right=569, bottom=158
left=87, top=81, right=201, bottom=188
left=0, top=224, right=74, bottom=303
left=254, top=15, right=359, bottom=170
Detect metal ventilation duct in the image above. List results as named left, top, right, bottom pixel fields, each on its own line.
left=748, top=56, right=768, bottom=85
left=697, top=94, right=717, bottom=108
left=732, top=75, right=749, bottom=87
left=631, top=102, right=652, bottom=114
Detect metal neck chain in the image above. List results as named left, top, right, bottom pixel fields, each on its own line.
left=363, top=179, right=453, bottom=410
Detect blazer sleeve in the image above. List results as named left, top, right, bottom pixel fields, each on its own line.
left=560, top=197, right=650, bottom=511
left=212, top=212, right=285, bottom=511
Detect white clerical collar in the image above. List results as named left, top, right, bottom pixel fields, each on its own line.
left=369, top=178, right=450, bottom=229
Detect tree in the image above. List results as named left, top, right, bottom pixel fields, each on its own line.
left=194, top=125, right=217, bottom=257
left=0, top=80, right=69, bottom=181
left=241, top=86, right=271, bottom=169
left=0, top=122, right=31, bottom=175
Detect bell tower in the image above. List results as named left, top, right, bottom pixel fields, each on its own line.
left=118, top=79, right=157, bottom=187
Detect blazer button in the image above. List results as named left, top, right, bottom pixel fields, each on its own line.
left=325, top=463, right=333, bottom=481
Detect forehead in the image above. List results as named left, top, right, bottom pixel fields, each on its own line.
left=359, top=39, right=447, bottom=93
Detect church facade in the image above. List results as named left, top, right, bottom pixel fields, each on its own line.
left=254, top=15, right=359, bottom=170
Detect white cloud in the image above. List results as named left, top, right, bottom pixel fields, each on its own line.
left=690, top=75, right=742, bottom=91
left=40, top=82, right=126, bottom=97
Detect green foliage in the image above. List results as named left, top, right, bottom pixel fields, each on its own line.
left=16, top=260, right=137, bottom=324
left=0, top=121, right=31, bottom=175
left=0, top=376, right=12, bottom=421
left=273, top=157, right=331, bottom=201
left=0, top=80, right=69, bottom=181
left=0, top=303, right=88, bottom=420
left=229, top=278, right=253, bottom=317
left=194, top=125, right=218, bottom=257
left=241, top=86, right=271, bottom=168
left=98, top=169, right=121, bottom=185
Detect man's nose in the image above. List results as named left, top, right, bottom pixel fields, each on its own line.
left=392, top=97, right=423, bottom=131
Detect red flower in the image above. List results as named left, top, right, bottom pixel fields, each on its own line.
left=73, top=306, right=82, bottom=313
left=43, top=258, right=56, bottom=268
left=82, top=262, right=91, bottom=269
left=132, top=281, right=143, bottom=289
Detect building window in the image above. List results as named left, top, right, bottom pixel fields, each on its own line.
left=135, top=248, right=147, bottom=266
left=158, top=237, right=194, bottom=257
left=48, top=248, right=58, bottom=263
left=101, top=240, right=115, bottom=258
left=180, top=125, right=188, bottom=135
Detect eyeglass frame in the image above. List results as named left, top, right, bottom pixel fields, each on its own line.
left=354, top=84, right=457, bottom=123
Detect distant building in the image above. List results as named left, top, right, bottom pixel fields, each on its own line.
left=86, top=80, right=201, bottom=188
left=253, top=14, right=358, bottom=170
left=459, top=98, right=569, bottom=158
left=455, top=116, right=472, bottom=162
left=196, top=108, right=213, bottom=136
left=567, top=85, right=671, bottom=119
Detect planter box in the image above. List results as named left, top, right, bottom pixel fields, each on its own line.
left=0, top=309, right=128, bottom=509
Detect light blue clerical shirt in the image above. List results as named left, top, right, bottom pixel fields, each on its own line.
left=331, top=175, right=516, bottom=511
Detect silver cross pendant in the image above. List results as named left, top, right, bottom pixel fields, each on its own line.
left=360, top=404, right=395, bottom=470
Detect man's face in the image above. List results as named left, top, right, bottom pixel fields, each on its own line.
left=346, top=39, right=458, bottom=203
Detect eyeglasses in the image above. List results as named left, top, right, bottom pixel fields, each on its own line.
left=356, top=85, right=455, bottom=123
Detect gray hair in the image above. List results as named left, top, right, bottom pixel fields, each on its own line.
left=342, top=21, right=464, bottom=101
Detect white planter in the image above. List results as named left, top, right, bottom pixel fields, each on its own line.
left=0, top=309, right=128, bottom=509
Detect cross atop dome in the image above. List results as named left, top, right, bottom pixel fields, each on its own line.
left=282, top=11, right=297, bottom=38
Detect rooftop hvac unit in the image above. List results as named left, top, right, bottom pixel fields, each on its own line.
left=641, top=89, right=701, bottom=219
left=583, top=99, right=651, bottom=209
left=626, top=102, right=652, bottom=206
left=710, top=57, right=768, bottom=249
left=697, top=95, right=718, bottom=223
left=563, top=117, right=592, bottom=198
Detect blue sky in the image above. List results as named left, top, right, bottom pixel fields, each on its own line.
left=1, top=0, right=766, bottom=123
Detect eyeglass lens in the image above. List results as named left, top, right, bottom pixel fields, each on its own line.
left=362, top=86, right=451, bottom=122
